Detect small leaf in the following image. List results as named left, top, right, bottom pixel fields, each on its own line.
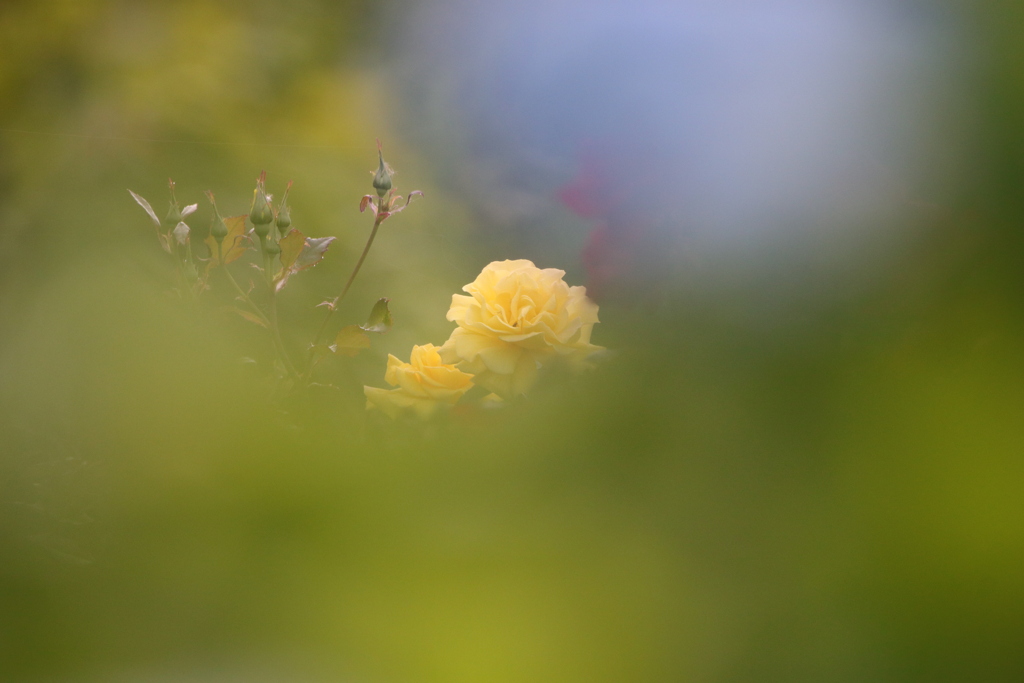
left=274, top=231, right=336, bottom=292
left=360, top=297, right=393, bottom=333
left=172, top=221, right=190, bottom=245
left=204, top=215, right=248, bottom=267
left=389, top=190, right=425, bottom=216
left=334, top=325, right=371, bottom=356
left=129, top=189, right=161, bottom=227
left=226, top=307, right=268, bottom=328
left=359, top=195, right=377, bottom=214
left=220, top=215, right=249, bottom=264
left=180, top=203, right=198, bottom=219
left=278, top=228, right=305, bottom=271
left=294, top=236, right=335, bottom=271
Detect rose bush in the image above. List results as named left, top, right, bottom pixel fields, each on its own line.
left=439, top=259, right=602, bottom=398
left=364, top=344, right=474, bottom=418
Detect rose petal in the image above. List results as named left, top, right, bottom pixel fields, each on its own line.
left=453, top=332, right=521, bottom=375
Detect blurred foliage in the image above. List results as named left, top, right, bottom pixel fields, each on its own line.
left=2, top=1, right=1024, bottom=683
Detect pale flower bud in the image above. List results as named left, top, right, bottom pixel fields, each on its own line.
left=163, top=179, right=182, bottom=228
left=249, top=171, right=274, bottom=229
left=276, top=180, right=293, bottom=230
left=372, top=142, right=393, bottom=198
left=205, top=191, right=228, bottom=243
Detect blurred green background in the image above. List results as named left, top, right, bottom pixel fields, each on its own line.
left=2, top=1, right=1023, bottom=682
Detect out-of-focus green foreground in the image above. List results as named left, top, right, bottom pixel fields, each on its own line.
left=2, top=2, right=1024, bottom=682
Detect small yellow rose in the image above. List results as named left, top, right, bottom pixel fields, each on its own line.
left=364, top=343, right=474, bottom=419
left=439, top=259, right=602, bottom=398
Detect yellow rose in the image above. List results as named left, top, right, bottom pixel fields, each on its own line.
left=439, top=259, right=602, bottom=398
left=364, top=344, right=474, bottom=419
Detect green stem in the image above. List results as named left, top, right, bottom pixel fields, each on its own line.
left=312, top=211, right=384, bottom=344
left=218, top=236, right=296, bottom=379
left=260, top=239, right=300, bottom=380
left=305, top=205, right=387, bottom=380
left=267, top=284, right=298, bottom=379
left=222, top=264, right=271, bottom=328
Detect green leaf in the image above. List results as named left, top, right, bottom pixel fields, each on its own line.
left=360, top=297, right=393, bottom=333
left=204, top=215, right=248, bottom=267
left=333, top=325, right=371, bottom=356
left=226, top=307, right=268, bottom=328
left=278, top=228, right=305, bottom=272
